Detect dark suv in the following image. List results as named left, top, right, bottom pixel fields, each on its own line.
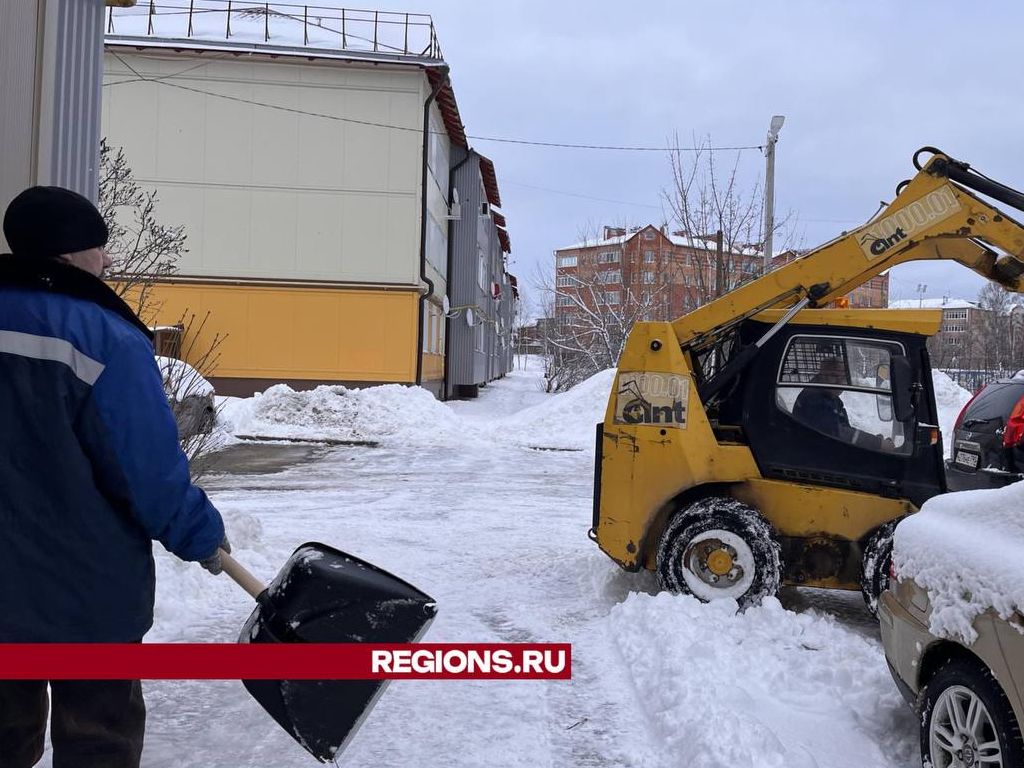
left=946, top=373, right=1024, bottom=491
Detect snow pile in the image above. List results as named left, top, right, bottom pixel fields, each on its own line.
left=495, top=368, right=615, bottom=451
left=150, top=505, right=275, bottom=643
left=932, top=370, right=972, bottom=457
left=893, top=481, right=1024, bottom=644
left=218, top=383, right=473, bottom=446
left=608, top=593, right=916, bottom=768
left=156, top=355, right=214, bottom=398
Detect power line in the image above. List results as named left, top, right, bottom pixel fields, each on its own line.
left=502, top=179, right=664, bottom=209
left=106, top=51, right=762, bottom=153
left=468, top=136, right=762, bottom=152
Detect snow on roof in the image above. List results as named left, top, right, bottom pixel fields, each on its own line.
left=558, top=233, right=634, bottom=250
left=557, top=228, right=758, bottom=257
left=104, top=1, right=443, bottom=63
left=888, top=298, right=977, bottom=310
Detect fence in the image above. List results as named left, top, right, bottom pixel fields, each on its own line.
left=106, top=0, right=443, bottom=60
left=939, top=368, right=1021, bottom=393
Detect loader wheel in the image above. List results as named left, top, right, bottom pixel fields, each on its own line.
left=860, top=518, right=900, bottom=617
left=656, top=497, right=781, bottom=610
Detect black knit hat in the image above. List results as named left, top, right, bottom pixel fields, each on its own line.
left=3, top=186, right=109, bottom=258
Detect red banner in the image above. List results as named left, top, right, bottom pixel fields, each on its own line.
left=0, top=643, right=572, bottom=680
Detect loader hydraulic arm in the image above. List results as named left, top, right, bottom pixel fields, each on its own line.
left=674, top=149, right=1024, bottom=358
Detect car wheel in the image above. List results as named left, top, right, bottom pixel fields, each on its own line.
left=656, top=497, right=781, bottom=610
left=920, top=657, right=1024, bottom=768
left=860, top=518, right=901, bottom=617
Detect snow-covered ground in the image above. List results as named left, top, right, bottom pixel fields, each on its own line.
left=40, top=358, right=925, bottom=767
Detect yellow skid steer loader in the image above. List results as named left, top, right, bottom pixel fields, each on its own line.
left=591, top=148, right=1024, bottom=610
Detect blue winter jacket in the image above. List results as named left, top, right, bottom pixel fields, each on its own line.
left=0, top=256, right=225, bottom=642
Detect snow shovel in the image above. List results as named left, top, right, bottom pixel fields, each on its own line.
left=220, top=543, right=437, bottom=762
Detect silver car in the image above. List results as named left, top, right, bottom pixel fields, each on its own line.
left=879, top=575, right=1024, bottom=767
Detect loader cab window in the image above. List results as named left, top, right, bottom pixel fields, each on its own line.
left=775, top=336, right=911, bottom=454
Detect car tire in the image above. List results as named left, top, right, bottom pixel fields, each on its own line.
left=656, top=497, right=781, bottom=611
left=919, top=656, right=1024, bottom=768
left=860, top=519, right=901, bottom=617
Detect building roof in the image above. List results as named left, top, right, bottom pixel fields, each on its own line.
left=478, top=154, right=502, bottom=209
left=556, top=226, right=756, bottom=256
left=496, top=226, right=511, bottom=254
left=888, top=298, right=977, bottom=310
left=106, top=3, right=470, bottom=150
left=105, top=2, right=443, bottom=62
left=492, top=211, right=507, bottom=228
left=425, top=68, right=467, bottom=148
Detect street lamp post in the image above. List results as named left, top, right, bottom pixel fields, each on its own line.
left=763, top=115, right=785, bottom=274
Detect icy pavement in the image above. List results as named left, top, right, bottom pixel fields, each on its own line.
left=39, top=359, right=919, bottom=767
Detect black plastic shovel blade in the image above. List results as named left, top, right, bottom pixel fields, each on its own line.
left=239, top=542, right=436, bottom=762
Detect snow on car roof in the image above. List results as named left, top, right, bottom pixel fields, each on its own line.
left=893, top=481, right=1024, bottom=644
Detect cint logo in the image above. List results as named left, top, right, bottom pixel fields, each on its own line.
left=861, top=226, right=908, bottom=256
left=614, top=372, right=689, bottom=428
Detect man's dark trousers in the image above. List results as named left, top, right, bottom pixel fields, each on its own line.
left=0, top=680, right=145, bottom=768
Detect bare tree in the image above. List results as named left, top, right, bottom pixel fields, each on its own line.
left=534, top=226, right=674, bottom=391
left=972, top=283, right=1022, bottom=373
left=99, top=140, right=226, bottom=476
left=98, top=138, right=185, bottom=319
left=663, top=134, right=792, bottom=304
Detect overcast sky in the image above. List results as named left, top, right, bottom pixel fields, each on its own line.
left=376, top=0, right=1024, bottom=315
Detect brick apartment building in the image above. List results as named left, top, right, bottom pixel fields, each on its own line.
left=889, top=298, right=981, bottom=358
left=553, top=225, right=763, bottom=326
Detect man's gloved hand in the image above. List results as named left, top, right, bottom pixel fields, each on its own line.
left=199, top=535, right=232, bottom=575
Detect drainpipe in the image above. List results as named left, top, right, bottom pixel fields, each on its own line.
left=415, top=65, right=449, bottom=388
left=443, top=147, right=474, bottom=400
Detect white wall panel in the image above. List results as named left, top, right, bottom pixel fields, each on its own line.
left=102, top=51, right=424, bottom=285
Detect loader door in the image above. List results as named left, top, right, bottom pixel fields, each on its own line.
left=740, top=325, right=944, bottom=507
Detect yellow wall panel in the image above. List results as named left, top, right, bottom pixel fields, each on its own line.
left=144, top=282, right=420, bottom=383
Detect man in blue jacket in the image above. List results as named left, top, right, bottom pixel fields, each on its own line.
left=0, top=187, right=229, bottom=768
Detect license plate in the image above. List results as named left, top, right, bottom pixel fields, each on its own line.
left=955, top=451, right=979, bottom=469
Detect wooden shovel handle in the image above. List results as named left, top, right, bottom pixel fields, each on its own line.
left=220, top=550, right=267, bottom=600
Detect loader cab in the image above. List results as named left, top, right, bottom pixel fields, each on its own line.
left=722, top=311, right=946, bottom=508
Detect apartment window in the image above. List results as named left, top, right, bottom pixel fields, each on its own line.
left=641, top=291, right=651, bottom=302
left=604, top=291, right=620, bottom=305
left=598, top=251, right=620, bottom=264
left=556, top=275, right=574, bottom=287
left=644, top=231, right=655, bottom=240
left=596, top=270, right=621, bottom=284
left=944, top=309, right=968, bottom=320
left=478, top=249, right=488, bottom=290
left=556, top=295, right=574, bottom=307
left=557, top=255, right=578, bottom=268
left=644, top=250, right=655, bottom=263
left=643, top=272, right=655, bottom=284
